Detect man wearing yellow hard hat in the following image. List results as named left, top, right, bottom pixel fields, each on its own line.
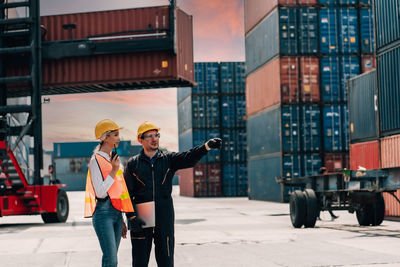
left=124, top=121, right=221, bottom=267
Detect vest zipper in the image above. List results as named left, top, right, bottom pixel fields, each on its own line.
left=167, top=236, right=170, bottom=257
left=152, top=164, right=155, bottom=201
left=162, top=168, right=170, bottom=185
left=132, top=173, right=145, bottom=186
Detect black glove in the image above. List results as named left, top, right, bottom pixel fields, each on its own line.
left=207, top=138, right=222, bottom=149
left=130, top=216, right=146, bottom=233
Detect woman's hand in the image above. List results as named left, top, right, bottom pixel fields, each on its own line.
left=110, top=154, right=120, bottom=178
left=122, top=221, right=127, bottom=239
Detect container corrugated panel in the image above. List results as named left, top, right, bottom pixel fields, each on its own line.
left=279, top=8, right=298, bottom=55
left=193, top=130, right=207, bottom=162
left=341, top=56, right=360, bottom=101
left=361, top=55, right=376, bottom=73
left=348, top=70, right=378, bottom=142
left=18, top=7, right=194, bottom=93
left=299, top=57, right=320, bottom=102
left=208, top=163, right=222, bottom=197
left=319, top=8, right=339, bottom=54
left=237, top=164, right=248, bottom=196
left=248, top=155, right=282, bottom=201
left=245, top=9, right=279, bottom=75
left=281, top=105, right=301, bottom=152
left=205, top=96, right=220, bottom=128
left=383, top=191, right=400, bottom=216
left=193, top=63, right=204, bottom=94
left=324, top=153, right=349, bottom=172
left=338, top=8, right=359, bottom=54
left=281, top=57, right=300, bottom=103
left=303, top=154, right=322, bottom=176
left=360, top=8, right=374, bottom=54
left=323, top=105, right=345, bottom=152
left=191, top=95, right=206, bottom=128
left=244, top=0, right=278, bottom=35
left=247, top=106, right=281, bottom=157
left=194, top=164, right=208, bottom=197
left=236, top=130, right=247, bottom=162
left=298, top=8, right=318, bottom=54
left=378, top=45, right=400, bottom=135
left=374, top=0, right=400, bottom=50
left=221, top=96, right=236, bottom=128
left=380, top=134, right=400, bottom=169
left=246, top=57, right=281, bottom=116
left=177, top=87, right=191, bottom=104
left=222, top=164, right=237, bottom=196
left=302, top=105, right=321, bottom=152
left=235, top=95, right=247, bottom=128
left=222, top=130, right=236, bottom=162
left=206, top=130, right=221, bottom=162
left=178, top=96, right=192, bottom=134
left=342, top=105, right=350, bottom=151
left=178, top=130, right=193, bottom=152
left=204, top=63, right=220, bottom=94
left=319, top=0, right=357, bottom=5
left=282, top=154, right=301, bottom=178
left=178, top=167, right=194, bottom=196
left=321, top=56, right=340, bottom=102
left=234, top=62, right=246, bottom=93
left=359, top=0, right=372, bottom=5
left=349, top=140, right=380, bottom=170
left=220, top=62, right=235, bottom=94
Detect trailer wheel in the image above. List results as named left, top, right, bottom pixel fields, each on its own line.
left=356, top=204, right=372, bottom=226
left=290, top=190, right=306, bottom=228
left=371, top=193, right=385, bottom=226
left=41, top=189, right=69, bottom=223
left=304, top=189, right=318, bottom=228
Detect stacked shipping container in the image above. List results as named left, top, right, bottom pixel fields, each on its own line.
left=245, top=0, right=375, bottom=202
left=178, top=62, right=247, bottom=197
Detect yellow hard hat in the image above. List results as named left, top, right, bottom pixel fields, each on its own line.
left=137, top=121, right=160, bottom=142
left=95, top=119, right=122, bottom=139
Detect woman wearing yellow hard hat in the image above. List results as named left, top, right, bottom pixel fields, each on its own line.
left=84, top=119, right=134, bottom=267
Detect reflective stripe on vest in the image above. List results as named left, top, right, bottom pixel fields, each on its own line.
left=84, top=154, right=134, bottom=218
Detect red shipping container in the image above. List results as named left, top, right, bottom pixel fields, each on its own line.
left=245, top=0, right=317, bottom=34
left=349, top=140, right=380, bottom=170
left=381, top=134, right=400, bottom=169
left=361, top=55, right=376, bottom=73
left=178, top=164, right=208, bottom=197
left=246, top=57, right=281, bottom=116
left=7, top=6, right=194, bottom=96
left=178, top=168, right=194, bottom=197
left=299, top=57, right=320, bottom=102
left=324, top=153, right=349, bottom=173
left=383, top=191, right=400, bottom=217
left=207, top=163, right=222, bottom=197
left=280, top=57, right=300, bottom=103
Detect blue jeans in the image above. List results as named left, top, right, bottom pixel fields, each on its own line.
left=92, top=198, right=123, bottom=267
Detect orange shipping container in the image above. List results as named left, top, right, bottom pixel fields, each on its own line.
left=383, top=191, right=400, bottom=217
left=380, top=134, right=400, bottom=168
left=7, top=6, right=194, bottom=97
left=349, top=140, right=380, bottom=170
left=299, top=57, right=320, bottom=102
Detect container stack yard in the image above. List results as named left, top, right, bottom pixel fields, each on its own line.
left=245, top=0, right=375, bottom=202
left=348, top=0, right=400, bottom=216
left=178, top=62, right=247, bottom=197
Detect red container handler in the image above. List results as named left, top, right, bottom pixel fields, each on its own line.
left=349, top=140, right=380, bottom=170
left=7, top=6, right=194, bottom=96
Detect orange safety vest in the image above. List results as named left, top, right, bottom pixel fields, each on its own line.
left=84, top=154, right=134, bottom=218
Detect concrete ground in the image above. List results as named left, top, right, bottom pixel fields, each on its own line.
left=1, top=187, right=400, bottom=267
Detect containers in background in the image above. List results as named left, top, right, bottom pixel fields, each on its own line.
left=319, top=8, right=339, bottom=54
left=383, top=191, right=400, bottom=217
left=338, top=8, right=359, bottom=54
left=323, top=105, right=346, bottom=152
left=324, top=153, right=349, bottom=172
left=374, top=0, right=400, bottom=51
left=193, top=62, right=219, bottom=94
left=380, top=134, right=400, bottom=169
left=360, top=7, right=374, bottom=54
left=298, top=7, right=318, bottom=54
left=350, top=140, right=380, bottom=170
left=377, top=45, right=400, bottom=136
left=299, top=57, right=320, bottom=102
left=302, top=105, right=321, bottom=152
left=361, top=55, right=376, bottom=73
left=348, top=70, right=378, bottom=142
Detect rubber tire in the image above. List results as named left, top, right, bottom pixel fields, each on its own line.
left=304, top=189, right=318, bottom=228
left=371, top=193, right=385, bottom=226
left=290, top=190, right=307, bottom=228
left=41, top=189, right=69, bottom=223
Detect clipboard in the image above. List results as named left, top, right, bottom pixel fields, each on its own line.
left=136, top=201, right=155, bottom=228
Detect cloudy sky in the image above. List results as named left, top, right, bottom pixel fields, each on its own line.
left=39, top=0, right=244, bottom=151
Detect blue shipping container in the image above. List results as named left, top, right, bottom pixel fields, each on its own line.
left=319, top=8, right=339, bottom=54
left=342, top=105, right=350, bottom=151
left=340, top=56, right=360, bottom=101
left=321, top=56, right=340, bottom=102
left=178, top=96, right=192, bottom=134
left=221, top=96, right=236, bottom=128
left=234, top=62, right=246, bottom=94
left=237, top=164, right=247, bottom=196
left=193, top=63, right=204, bottom=94
left=283, top=154, right=301, bottom=178
left=323, top=105, right=346, bottom=152
left=298, top=7, right=318, bottom=54
left=222, top=130, right=236, bottom=162
left=281, top=105, right=301, bottom=152
left=205, top=96, right=220, bottom=128
left=207, top=129, right=221, bottom=162
left=193, top=130, right=207, bottom=162
left=236, top=130, right=247, bottom=162
left=302, top=105, right=321, bottom=152
left=191, top=95, right=206, bottom=128
left=303, top=154, right=322, bottom=177
left=374, top=0, right=400, bottom=50
left=359, top=0, right=372, bottom=5
left=222, top=164, right=236, bottom=196
left=204, top=62, right=219, bottom=94
left=338, top=8, right=359, bottom=54
left=319, top=0, right=357, bottom=5
left=360, top=8, right=374, bottom=54
left=236, top=95, right=246, bottom=128
left=279, top=7, right=298, bottom=55
left=221, top=62, right=235, bottom=94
